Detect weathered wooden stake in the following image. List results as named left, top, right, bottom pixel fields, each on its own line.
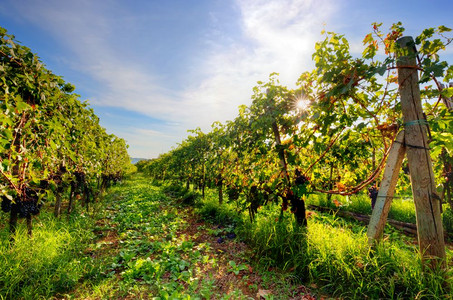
left=397, top=36, right=445, bottom=267
left=450, top=82, right=453, bottom=109
left=440, top=83, right=453, bottom=110
left=367, top=130, right=406, bottom=244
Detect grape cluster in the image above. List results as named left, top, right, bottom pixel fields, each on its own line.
left=18, top=200, right=42, bottom=218
left=1, top=188, right=43, bottom=217
left=295, top=175, right=310, bottom=185
left=445, top=171, right=452, bottom=183
left=227, top=188, right=240, bottom=201
left=402, top=165, right=410, bottom=175
left=1, top=198, right=41, bottom=217
left=75, top=171, right=85, bottom=184
left=295, top=169, right=309, bottom=185
left=368, top=185, right=379, bottom=209
left=1, top=197, right=11, bottom=213
left=226, top=232, right=236, bottom=239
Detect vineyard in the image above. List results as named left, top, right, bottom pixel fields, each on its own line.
left=140, top=24, right=453, bottom=249
left=1, top=22, right=453, bottom=299
left=137, top=23, right=453, bottom=297
left=0, top=27, right=134, bottom=236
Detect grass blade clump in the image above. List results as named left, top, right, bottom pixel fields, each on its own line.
left=0, top=212, right=96, bottom=299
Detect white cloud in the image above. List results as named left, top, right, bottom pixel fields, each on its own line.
left=134, top=128, right=175, bottom=138
left=5, top=0, right=182, bottom=118
left=179, top=0, right=338, bottom=132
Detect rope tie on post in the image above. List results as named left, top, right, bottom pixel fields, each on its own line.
left=403, top=117, right=432, bottom=141
left=402, top=119, right=429, bottom=127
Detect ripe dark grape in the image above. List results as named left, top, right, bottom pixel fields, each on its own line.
left=18, top=200, right=42, bottom=218
left=226, top=233, right=236, bottom=239
left=1, top=197, right=12, bottom=213
left=18, top=188, right=42, bottom=218
left=295, top=169, right=309, bottom=185
left=368, top=185, right=379, bottom=209
left=402, top=165, right=410, bottom=175
left=446, top=171, right=452, bottom=182
left=217, top=237, right=224, bottom=243
left=295, top=175, right=309, bottom=185
left=75, top=172, right=86, bottom=188
left=227, top=188, right=240, bottom=201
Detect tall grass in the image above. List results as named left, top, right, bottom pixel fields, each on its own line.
left=307, top=193, right=417, bottom=224
left=195, top=190, right=240, bottom=226
left=196, top=191, right=453, bottom=299
left=0, top=210, right=97, bottom=299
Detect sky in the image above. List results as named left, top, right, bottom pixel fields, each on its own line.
left=1, top=0, right=452, bottom=158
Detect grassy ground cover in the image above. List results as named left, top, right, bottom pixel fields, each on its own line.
left=0, top=207, right=98, bottom=299
left=1, top=175, right=315, bottom=299
left=306, top=192, right=453, bottom=236
left=306, top=193, right=417, bottom=224
left=196, top=189, right=453, bottom=299
left=0, top=174, right=451, bottom=299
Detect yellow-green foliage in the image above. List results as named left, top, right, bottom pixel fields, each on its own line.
left=200, top=195, right=453, bottom=299
left=0, top=213, right=95, bottom=299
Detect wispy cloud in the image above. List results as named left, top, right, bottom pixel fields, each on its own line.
left=181, top=0, right=338, bottom=130
left=134, top=128, right=175, bottom=138
left=6, top=0, right=182, bottom=117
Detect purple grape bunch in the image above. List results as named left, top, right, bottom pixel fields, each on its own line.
left=368, top=185, right=379, bottom=209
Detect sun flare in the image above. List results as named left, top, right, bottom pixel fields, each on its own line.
left=295, top=97, right=311, bottom=112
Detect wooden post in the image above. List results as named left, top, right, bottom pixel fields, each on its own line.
left=367, top=130, right=406, bottom=244
left=440, top=83, right=453, bottom=110
left=397, top=36, right=446, bottom=266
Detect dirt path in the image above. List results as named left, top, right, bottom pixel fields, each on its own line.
left=71, top=179, right=319, bottom=299
left=173, top=206, right=268, bottom=298
left=152, top=203, right=317, bottom=299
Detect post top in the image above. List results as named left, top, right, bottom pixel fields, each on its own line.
left=396, top=36, right=414, bottom=48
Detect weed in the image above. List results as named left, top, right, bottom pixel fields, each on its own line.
left=443, top=208, right=453, bottom=237
left=228, top=260, right=249, bottom=275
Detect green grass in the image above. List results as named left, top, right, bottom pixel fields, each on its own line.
left=443, top=208, right=453, bottom=235
left=1, top=175, right=451, bottom=299
left=195, top=190, right=240, bottom=226
left=195, top=188, right=453, bottom=299
left=0, top=210, right=97, bottom=299
left=307, top=192, right=453, bottom=235
left=307, top=192, right=418, bottom=224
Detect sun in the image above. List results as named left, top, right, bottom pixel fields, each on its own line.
left=295, top=97, right=311, bottom=112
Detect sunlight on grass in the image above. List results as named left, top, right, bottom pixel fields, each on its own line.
left=0, top=212, right=96, bottom=299
left=196, top=190, right=452, bottom=299
left=307, top=192, right=418, bottom=224
left=1, top=174, right=450, bottom=299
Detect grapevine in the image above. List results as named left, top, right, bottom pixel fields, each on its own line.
left=0, top=26, right=134, bottom=237
left=140, top=23, right=452, bottom=227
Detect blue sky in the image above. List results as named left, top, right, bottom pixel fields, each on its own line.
left=1, top=0, right=452, bottom=158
